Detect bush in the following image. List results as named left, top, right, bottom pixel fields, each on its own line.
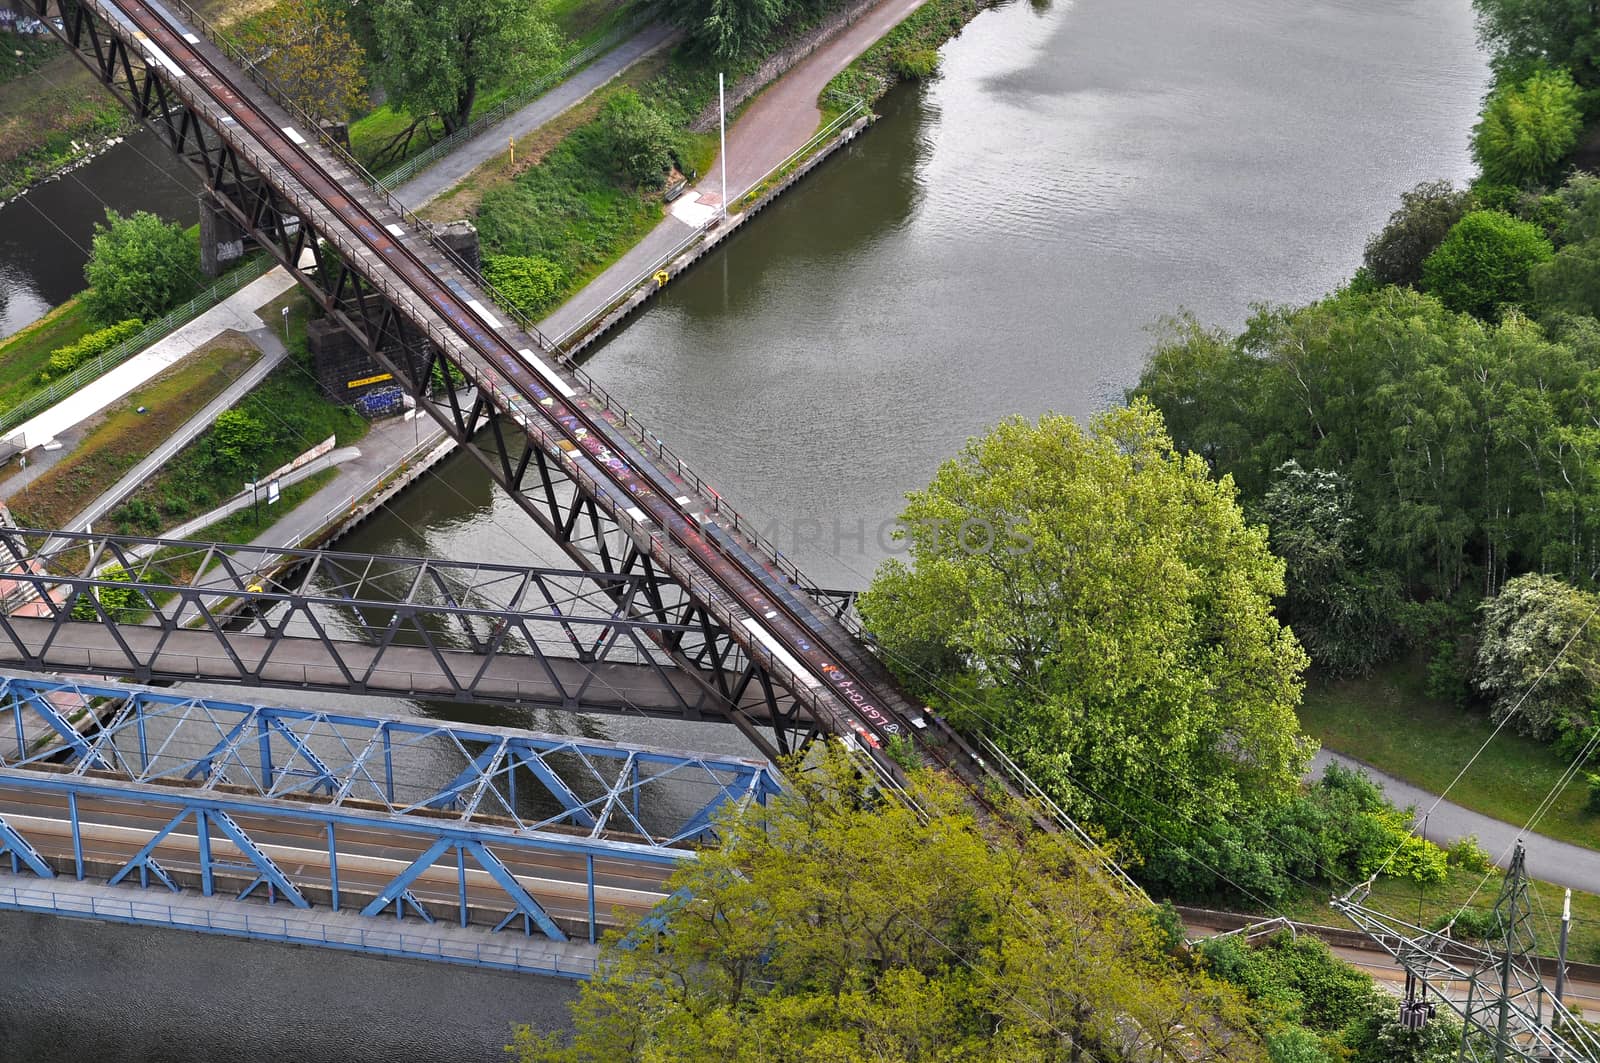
left=599, top=89, right=676, bottom=188
left=1472, top=68, right=1583, bottom=188
left=1420, top=209, right=1554, bottom=317
left=69, top=565, right=142, bottom=623
left=1363, top=180, right=1474, bottom=288
left=82, top=209, right=197, bottom=325
left=1434, top=906, right=1500, bottom=942
left=889, top=47, right=940, bottom=79
left=482, top=254, right=565, bottom=318
left=209, top=408, right=273, bottom=482
left=38, top=317, right=143, bottom=382
left=1445, top=834, right=1493, bottom=872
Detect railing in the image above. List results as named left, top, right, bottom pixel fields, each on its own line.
left=381, top=8, right=658, bottom=188
left=730, top=96, right=869, bottom=213
left=0, top=882, right=598, bottom=978
left=0, top=256, right=274, bottom=439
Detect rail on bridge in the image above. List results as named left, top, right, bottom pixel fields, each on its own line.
left=0, top=672, right=780, bottom=977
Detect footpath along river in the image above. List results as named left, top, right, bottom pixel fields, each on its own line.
left=0, top=0, right=1486, bottom=1058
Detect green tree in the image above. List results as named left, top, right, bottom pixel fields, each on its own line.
left=342, top=0, right=560, bottom=134
left=81, top=209, right=197, bottom=326
left=598, top=88, right=676, bottom=187
left=235, top=0, right=366, bottom=121
left=1363, top=180, right=1475, bottom=288
left=1421, top=210, right=1554, bottom=317
left=1472, top=69, right=1583, bottom=188
left=672, top=0, right=790, bottom=59
left=1261, top=461, right=1404, bottom=676
left=1531, top=237, right=1600, bottom=315
left=1473, top=573, right=1600, bottom=740
left=70, top=565, right=143, bottom=623
left=1472, top=0, right=1600, bottom=88
left=513, top=754, right=1268, bottom=1063
left=857, top=402, right=1311, bottom=864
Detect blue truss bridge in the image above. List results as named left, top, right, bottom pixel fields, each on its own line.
left=0, top=672, right=779, bottom=977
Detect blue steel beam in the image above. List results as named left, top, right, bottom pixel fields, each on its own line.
left=205, top=809, right=310, bottom=908
left=0, top=813, right=54, bottom=878
left=0, top=672, right=781, bottom=848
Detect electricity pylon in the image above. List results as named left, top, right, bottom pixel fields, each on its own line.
left=1332, top=842, right=1600, bottom=1063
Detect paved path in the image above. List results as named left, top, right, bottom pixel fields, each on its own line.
left=399, top=22, right=679, bottom=208
left=1312, top=748, right=1600, bottom=896
left=0, top=270, right=296, bottom=453
left=540, top=0, right=922, bottom=343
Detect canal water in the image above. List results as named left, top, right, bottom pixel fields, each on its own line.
left=0, top=128, right=200, bottom=339
left=0, top=0, right=1487, bottom=1058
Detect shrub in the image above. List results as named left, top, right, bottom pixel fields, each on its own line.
left=69, top=565, right=142, bottom=623
left=209, top=408, right=272, bottom=482
left=599, top=89, right=676, bottom=188
left=1472, top=68, right=1583, bottom=188
left=482, top=254, right=565, bottom=318
left=1446, top=834, right=1493, bottom=872
left=82, top=209, right=197, bottom=325
left=889, top=47, right=940, bottom=79
left=1420, top=209, right=1554, bottom=317
left=1363, top=180, right=1474, bottom=288
left=39, top=317, right=143, bottom=382
left=1435, top=906, right=1500, bottom=942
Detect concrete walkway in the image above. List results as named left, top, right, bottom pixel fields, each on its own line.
left=1311, top=748, right=1600, bottom=896
left=540, top=0, right=924, bottom=343
left=0, top=270, right=296, bottom=453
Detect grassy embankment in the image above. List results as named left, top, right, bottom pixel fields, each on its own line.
left=104, top=291, right=367, bottom=543
left=5, top=334, right=261, bottom=529
left=0, top=299, right=99, bottom=417
left=1298, top=660, right=1596, bottom=850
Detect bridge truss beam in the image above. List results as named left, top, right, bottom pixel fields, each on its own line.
left=0, top=527, right=755, bottom=722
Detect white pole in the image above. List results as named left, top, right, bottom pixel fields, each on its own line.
left=719, top=72, right=728, bottom=215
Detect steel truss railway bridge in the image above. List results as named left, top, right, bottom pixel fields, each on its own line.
left=0, top=672, right=779, bottom=977
left=0, top=0, right=1143, bottom=973
left=17, top=0, right=1007, bottom=798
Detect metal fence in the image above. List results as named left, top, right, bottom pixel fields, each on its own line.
left=0, top=256, right=275, bottom=439
left=0, top=883, right=598, bottom=978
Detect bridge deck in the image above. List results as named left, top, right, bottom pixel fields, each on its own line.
left=0, top=875, right=601, bottom=978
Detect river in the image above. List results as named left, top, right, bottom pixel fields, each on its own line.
left=0, top=0, right=1486, bottom=1058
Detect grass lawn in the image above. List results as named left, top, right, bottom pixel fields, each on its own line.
left=1278, top=864, right=1600, bottom=965
left=0, top=298, right=97, bottom=417
left=7, top=334, right=261, bottom=531
left=1299, top=661, right=1598, bottom=849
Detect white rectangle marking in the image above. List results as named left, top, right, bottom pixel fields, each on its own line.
left=465, top=299, right=502, bottom=330
left=385, top=223, right=406, bottom=237
left=625, top=507, right=647, bottom=523
left=282, top=126, right=306, bottom=145
left=740, top=618, right=822, bottom=689
left=518, top=350, right=578, bottom=399
left=182, top=32, right=199, bottom=43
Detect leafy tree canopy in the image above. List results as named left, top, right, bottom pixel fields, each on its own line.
left=1471, top=68, right=1583, bottom=188
left=1421, top=209, right=1554, bottom=318
left=341, top=0, right=560, bottom=133
left=1135, top=286, right=1600, bottom=611
left=1474, top=573, right=1600, bottom=741
left=513, top=754, right=1267, bottom=1063
left=81, top=209, right=197, bottom=326
left=673, top=0, right=790, bottom=59
left=857, top=401, right=1311, bottom=864
left=235, top=0, right=366, bottom=121
left=1472, top=0, right=1600, bottom=87
left=1363, top=180, right=1474, bottom=288
left=598, top=88, right=677, bottom=187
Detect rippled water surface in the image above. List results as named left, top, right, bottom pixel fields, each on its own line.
left=0, top=0, right=1486, bottom=1058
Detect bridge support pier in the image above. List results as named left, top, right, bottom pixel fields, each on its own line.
left=433, top=220, right=481, bottom=273
left=197, top=190, right=248, bottom=277
left=307, top=317, right=393, bottom=404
